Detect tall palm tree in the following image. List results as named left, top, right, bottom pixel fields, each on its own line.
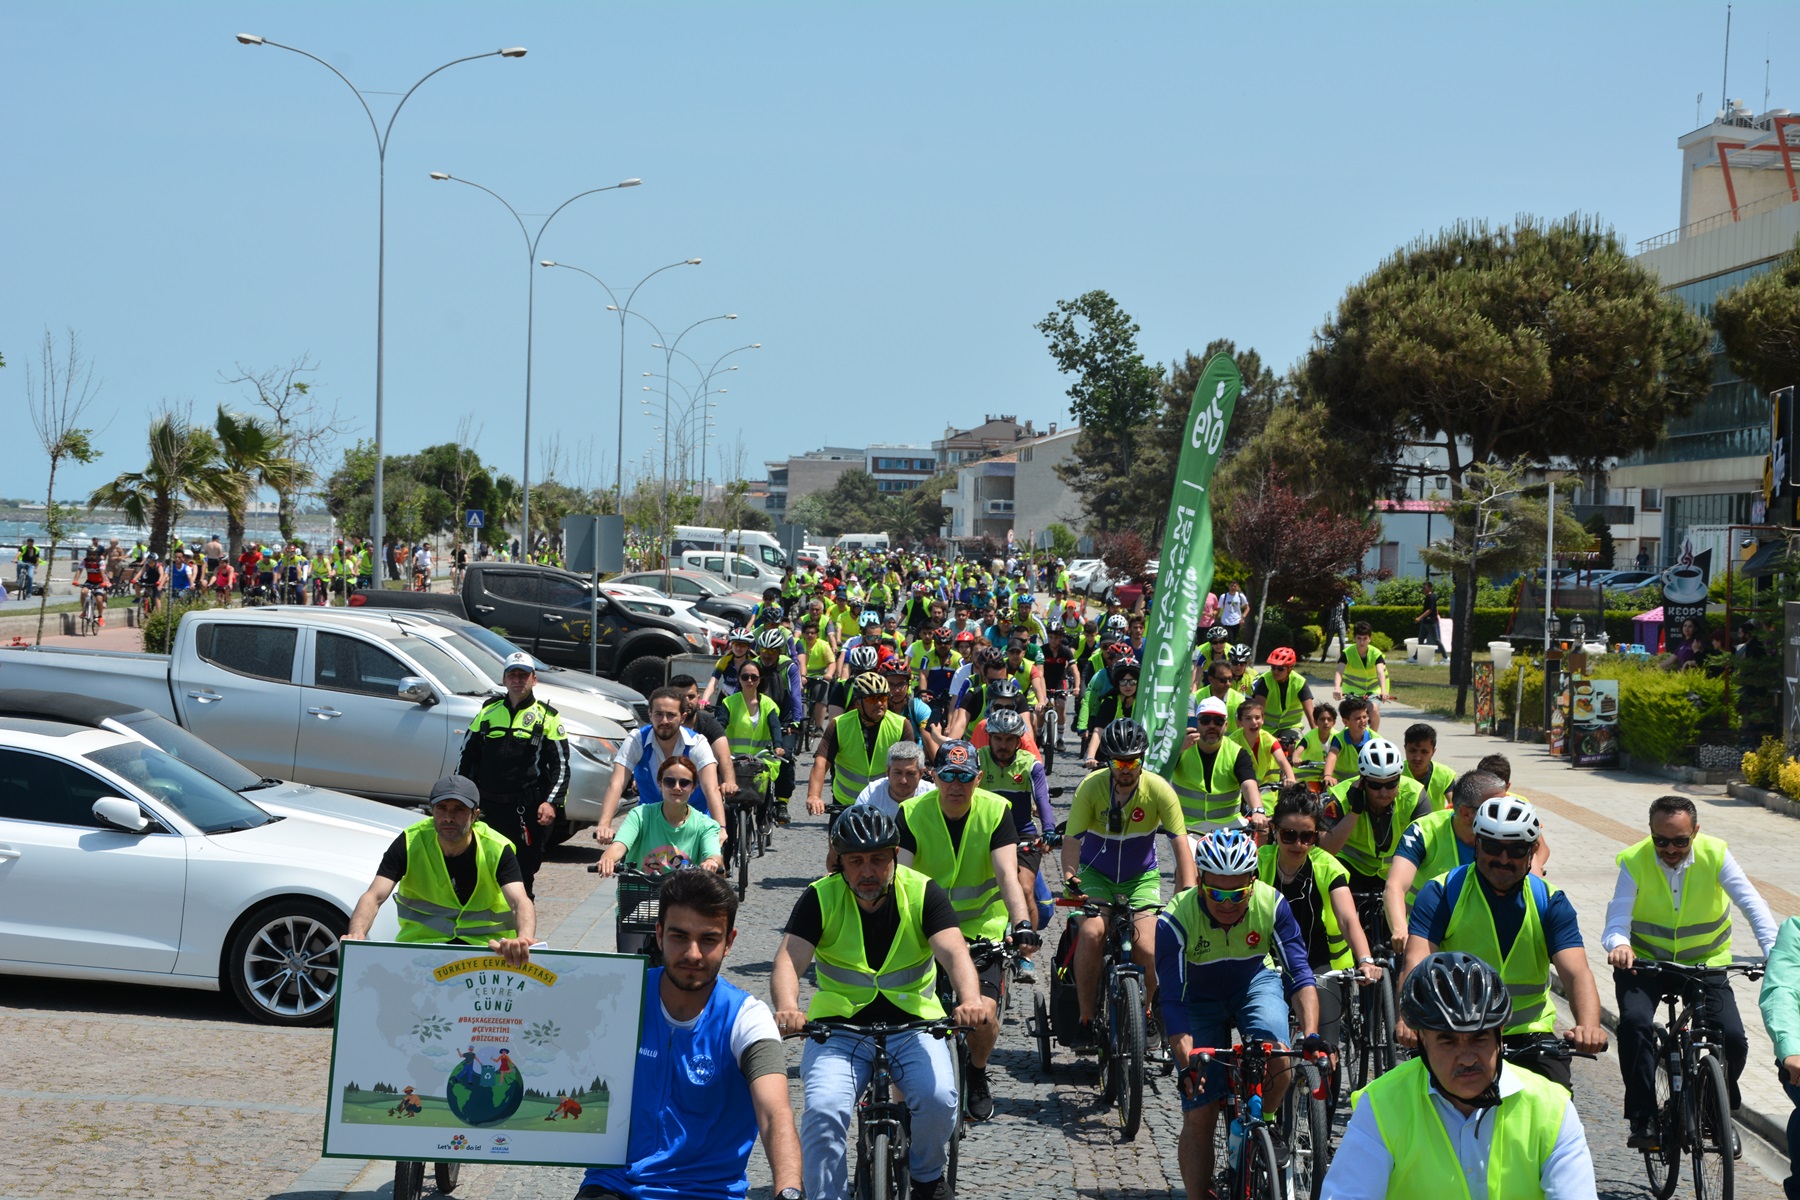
left=89, top=412, right=226, bottom=557
left=213, top=407, right=307, bottom=553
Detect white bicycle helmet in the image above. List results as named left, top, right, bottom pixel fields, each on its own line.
left=1356, top=736, right=1404, bottom=781
left=1473, top=795, right=1541, bottom=842
left=1193, top=828, right=1260, bottom=877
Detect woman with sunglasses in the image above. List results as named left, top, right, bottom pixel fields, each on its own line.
left=722, top=663, right=796, bottom=830
left=593, top=756, right=724, bottom=879
left=1079, top=656, right=1141, bottom=767
left=1258, top=786, right=1382, bottom=1070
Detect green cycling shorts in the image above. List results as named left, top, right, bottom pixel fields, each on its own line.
left=1076, top=866, right=1162, bottom=911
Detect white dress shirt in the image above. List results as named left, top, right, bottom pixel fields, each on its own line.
left=1600, top=843, right=1779, bottom=954
left=1321, top=1066, right=1597, bottom=1200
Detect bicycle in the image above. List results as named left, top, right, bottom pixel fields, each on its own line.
left=1042, top=686, right=1074, bottom=776
left=583, top=864, right=670, bottom=967
left=1632, top=959, right=1764, bottom=1200
left=1347, top=892, right=1400, bottom=1088
left=1313, top=965, right=1394, bottom=1121
left=726, top=750, right=781, bottom=899
left=79, top=584, right=104, bottom=636
left=1045, top=887, right=1149, bottom=1141
left=1189, top=1038, right=1330, bottom=1200
left=792, top=1018, right=967, bottom=1200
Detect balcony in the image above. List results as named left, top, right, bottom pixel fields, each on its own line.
left=1572, top=503, right=1635, bottom=526
left=984, top=499, right=1015, bottom=515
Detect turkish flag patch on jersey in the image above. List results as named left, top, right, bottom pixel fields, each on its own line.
left=1131, top=808, right=1145, bottom=823
left=1246, top=931, right=1262, bottom=947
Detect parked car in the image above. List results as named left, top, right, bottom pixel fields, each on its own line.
left=0, top=711, right=400, bottom=1025
left=0, top=608, right=625, bottom=836
left=600, top=584, right=732, bottom=647
left=678, top=549, right=774, bottom=589
left=1065, top=558, right=1110, bottom=597
left=350, top=561, right=711, bottom=693
left=610, top=569, right=759, bottom=625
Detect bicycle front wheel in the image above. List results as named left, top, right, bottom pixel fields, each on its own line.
left=1690, top=1052, right=1734, bottom=1200
left=734, top=809, right=752, bottom=899
left=1367, top=971, right=1398, bottom=1077
left=1645, top=1046, right=1681, bottom=1200
left=1114, top=973, right=1146, bottom=1141
left=1282, top=1060, right=1329, bottom=1200
left=1041, top=710, right=1058, bottom=776
left=867, top=1130, right=892, bottom=1200
left=1245, top=1123, right=1284, bottom=1200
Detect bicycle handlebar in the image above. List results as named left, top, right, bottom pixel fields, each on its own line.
left=788, top=1018, right=969, bottom=1043
left=1503, top=1034, right=1604, bottom=1064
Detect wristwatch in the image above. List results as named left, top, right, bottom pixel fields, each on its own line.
left=1357, top=956, right=1378, bottom=966
left=776, top=1189, right=804, bottom=1200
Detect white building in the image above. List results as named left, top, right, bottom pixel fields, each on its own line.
left=940, top=426, right=1082, bottom=544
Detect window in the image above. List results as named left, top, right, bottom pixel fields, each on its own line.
left=1640, top=488, right=1662, bottom=513
left=1379, top=542, right=1400, bottom=577
left=84, top=743, right=269, bottom=834
left=483, top=573, right=539, bottom=604
left=704, top=556, right=725, bottom=573
left=541, top=575, right=593, bottom=609
left=313, top=632, right=412, bottom=697
left=0, top=748, right=115, bottom=827
left=194, top=622, right=298, bottom=683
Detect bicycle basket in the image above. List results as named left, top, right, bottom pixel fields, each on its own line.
left=616, top=873, right=663, bottom=935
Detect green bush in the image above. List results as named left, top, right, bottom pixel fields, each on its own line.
left=1257, top=620, right=1293, bottom=655
left=1600, top=662, right=1728, bottom=766
left=1743, top=736, right=1785, bottom=789
left=1372, top=577, right=1426, bottom=606
left=1369, top=631, right=1394, bottom=654
left=1295, top=624, right=1324, bottom=657
left=1498, top=660, right=1546, bottom=726
left=139, top=597, right=203, bottom=654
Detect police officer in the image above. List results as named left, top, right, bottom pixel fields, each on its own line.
left=458, top=651, right=570, bottom=899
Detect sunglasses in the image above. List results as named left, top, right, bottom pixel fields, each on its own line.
left=1362, top=779, right=1399, bottom=793
left=1110, top=757, right=1143, bottom=772
left=937, top=768, right=979, bottom=784
left=1477, top=836, right=1533, bottom=860
left=659, top=776, right=695, bottom=790
left=1120, top=677, right=1140, bottom=686
left=738, top=674, right=761, bottom=683
left=1277, top=828, right=1319, bottom=845
left=1206, top=885, right=1254, bottom=904
left=1652, top=835, right=1693, bottom=850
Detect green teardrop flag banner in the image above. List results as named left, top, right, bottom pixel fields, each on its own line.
left=1141, top=353, right=1242, bottom=778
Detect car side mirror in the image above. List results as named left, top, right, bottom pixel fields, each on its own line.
left=398, top=676, right=438, bottom=706
left=92, top=797, right=151, bottom=834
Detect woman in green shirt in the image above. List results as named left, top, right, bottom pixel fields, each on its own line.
left=594, top=756, right=724, bottom=876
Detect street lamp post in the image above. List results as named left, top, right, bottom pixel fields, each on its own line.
left=537, top=258, right=700, bottom=507
left=236, top=35, right=525, bottom=561
left=430, top=174, right=641, bottom=554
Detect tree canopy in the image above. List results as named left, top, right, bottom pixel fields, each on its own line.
left=1712, top=233, right=1800, bottom=396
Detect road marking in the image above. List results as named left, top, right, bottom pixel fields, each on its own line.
left=0, top=1087, right=322, bottom=1115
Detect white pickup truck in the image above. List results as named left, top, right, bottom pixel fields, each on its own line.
left=0, top=608, right=628, bottom=838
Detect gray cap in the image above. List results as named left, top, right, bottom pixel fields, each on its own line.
left=502, top=651, right=536, bottom=674
left=429, top=775, right=481, bottom=810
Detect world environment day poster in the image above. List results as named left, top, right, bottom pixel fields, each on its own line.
left=323, top=941, right=646, bottom=1167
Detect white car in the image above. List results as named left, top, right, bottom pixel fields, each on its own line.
left=0, top=714, right=402, bottom=1026
left=1066, top=558, right=1110, bottom=596
left=602, top=584, right=733, bottom=641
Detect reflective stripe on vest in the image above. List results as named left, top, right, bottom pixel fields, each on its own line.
left=1261, top=672, right=1309, bottom=731
left=1170, top=739, right=1248, bottom=830
left=1355, top=1056, right=1563, bottom=1199
left=1440, top=867, right=1556, bottom=1036
left=394, top=819, right=518, bottom=944
left=1617, top=834, right=1733, bottom=966
left=1230, top=728, right=1280, bottom=785
left=724, top=691, right=781, bottom=756
left=830, top=711, right=905, bottom=806
left=1342, top=646, right=1383, bottom=694
left=1329, top=776, right=1427, bottom=880
left=807, top=867, right=944, bottom=1021
left=902, top=788, right=1009, bottom=940
left=1257, top=843, right=1352, bottom=970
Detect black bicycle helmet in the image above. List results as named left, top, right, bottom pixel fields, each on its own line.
left=976, top=646, right=1006, bottom=670
left=987, top=677, right=1025, bottom=702
left=1098, top=718, right=1149, bottom=760
left=755, top=627, right=787, bottom=652
left=1110, top=656, right=1141, bottom=679
left=845, top=645, right=880, bottom=674
left=1399, top=951, right=1513, bottom=1034
left=986, top=707, right=1027, bottom=737
left=830, top=803, right=899, bottom=854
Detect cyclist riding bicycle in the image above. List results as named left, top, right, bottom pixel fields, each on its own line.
left=1161, top=827, right=1323, bottom=1199
left=753, top=626, right=804, bottom=730
left=896, top=739, right=1040, bottom=1122
left=979, top=708, right=1055, bottom=928
left=1080, top=656, right=1141, bottom=762
left=701, top=628, right=758, bottom=711
left=807, top=673, right=917, bottom=817
left=592, top=756, right=724, bottom=881
left=1167, top=695, right=1261, bottom=840
left=1319, top=737, right=1434, bottom=897
left=1040, top=619, right=1082, bottom=752
left=1399, top=797, right=1608, bottom=1089
left=722, top=660, right=795, bottom=828
left=771, top=805, right=988, bottom=1200
left=77, top=544, right=109, bottom=627
left=1383, top=769, right=1510, bottom=954
left=1325, top=951, right=1598, bottom=1199
left=1250, top=646, right=1315, bottom=735
left=1333, top=620, right=1392, bottom=732
left=1061, top=718, right=1197, bottom=1047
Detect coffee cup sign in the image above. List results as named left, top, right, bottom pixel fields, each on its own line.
left=1660, top=537, right=1713, bottom=628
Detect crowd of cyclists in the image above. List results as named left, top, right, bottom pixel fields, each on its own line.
left=561, top=544, right=1800, bottom=1200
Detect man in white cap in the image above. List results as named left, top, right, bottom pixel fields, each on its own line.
left=1168, top=695, right=1262, bottom=841
left=458, top=652, right=569, bottom=899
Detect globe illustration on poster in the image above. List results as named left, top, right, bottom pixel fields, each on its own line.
left=445, top=1052, right=525, bottom=1126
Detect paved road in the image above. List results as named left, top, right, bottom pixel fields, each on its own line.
left=2, top=701, right=1795, bottom=1199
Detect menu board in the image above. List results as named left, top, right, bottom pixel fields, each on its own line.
left=1569, top=677, right=1621, bottom=769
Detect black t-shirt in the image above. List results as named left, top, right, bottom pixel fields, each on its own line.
left=378, top=829, right=523, bottom=913
left=1197, top=747, right=1258, bottom=804
left=687, top=710, right=727, bottom=746
left=895, top=804, right=1019, bottom=859
left=1271, top=857, right=1351, bottom=969
left=785, top=879, right=958, bottom=1024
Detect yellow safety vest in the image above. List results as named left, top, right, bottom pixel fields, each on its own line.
left=1257, top=843, right=1352, bottom=969
left=1439, top=867, right=1557, bottom=1036
left=1617, top=833, right=1733, bottom=966
left=1341, top=645, right=1385, bottom=694
left=1260, top=671, right=1310, bottom=732
left=723, top=690, right=781, bottom=756
left=1354, top=1056, right=1565, bottom=1199
left=1406, top=808, right=1472, bottom=903
left=1169, top=738, right=1249, bottom=832
left=1229, top=727, right=1281, bottom=785
left=394, top=819, right=518, bottom=944
left=1328, top=777, right=1427, bottom=880
left=1411, top=760, right=1456, bottom=810
left=808, top=867, right=944, bottom=1020
left=903, top=788, right=1009, bottom=940
left=830, top=710, right=905, bottom=807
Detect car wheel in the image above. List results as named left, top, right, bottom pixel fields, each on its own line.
left=226, top=898, right=348, bottom=1026
left=620, top=655, right=667, bottom=697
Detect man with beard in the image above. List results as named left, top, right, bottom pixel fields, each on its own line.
left=576, top=869, right=802, bottom=1200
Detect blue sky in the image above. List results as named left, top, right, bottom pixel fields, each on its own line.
left=7, top=1, right=1800, bottom=504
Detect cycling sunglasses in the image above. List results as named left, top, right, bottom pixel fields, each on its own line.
left=1477, top=836, right=1533, bottom=860
left=1277, top=828, right=1319, bottom=846
left=659, top=775, right=696, bottom=790
left=1206, top=885, right=1253, bottom=904
left=937, top=768, right=979, bottom=784
left=1194, top=714, right=1226, bottom=727
left=1110, top=757, right=1143, bottom=772
left=1361, top=778, right=1400, bottom=793
left=1652, top=835, right=1693, bottom=850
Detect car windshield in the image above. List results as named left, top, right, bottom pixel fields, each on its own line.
left=434, top=621, right=550, bottom=674
left=84, top=742, right=275, bottom=833
left=104, top=711, right=264, bottom=792
left=400, top=633, right=495, bottom=696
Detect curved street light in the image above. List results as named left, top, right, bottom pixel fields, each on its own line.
left=538, top=257, right=699, bottom=502
left=235, top=35, right=525, bottom=558
left=431, top=174, right=641, bottom=549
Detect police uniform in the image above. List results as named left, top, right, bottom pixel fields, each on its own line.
left=457, top=694, right=570, bottom=897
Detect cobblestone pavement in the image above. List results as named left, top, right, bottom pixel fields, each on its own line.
left=5, top=703, right=1797, bottom=1199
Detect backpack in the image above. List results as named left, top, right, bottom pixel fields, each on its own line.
left=1050, top=913, right=1086, bottom=1044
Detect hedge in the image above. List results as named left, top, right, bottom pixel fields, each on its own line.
left=1497, top=658, right=1728, bottom=766
left=1338, top=606, right=1648, bottom=650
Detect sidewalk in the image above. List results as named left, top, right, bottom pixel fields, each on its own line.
left=1387, top=700, right=1798, bottom=1157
